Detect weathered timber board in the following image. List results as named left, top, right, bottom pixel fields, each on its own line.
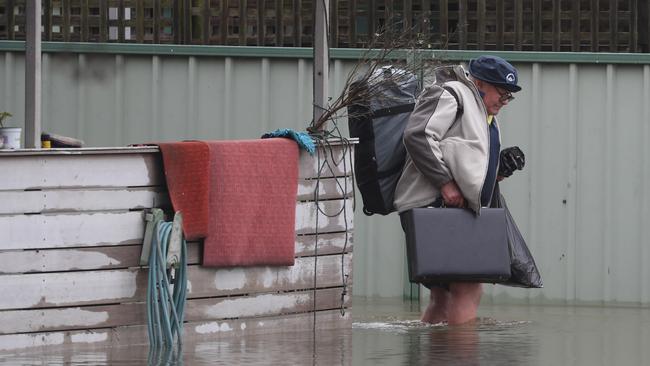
left=0, top=309, right=351, bottom=352
left=0, top=199, right=353, bottom=250
left=0, top=287, right=351, bottom=334
left=0, top=145, right=352, bottom=190
left=187, top=253, right=352, bottom=299
left=299, top=144, right=353, bottom=179
left=0, top=245, right=144, bottom=274
left=0, top=188, right=170, bottom=215
left=0, top=154, right=164, bottom=190
left=296, top=176, right=354, bottom=201
left=294, top=231, right=354, bottom=258
left=0, top=232, right=353, bottom=274
left=0, top=211, right=145, bottom=250
left=0, top=254, right=352, bottom=310
left=294, top=198, right=354, bottom=235
left=0, top=176, right=351, bottom=215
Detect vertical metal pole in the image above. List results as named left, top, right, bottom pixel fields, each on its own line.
left=25, top=0, right=42, bottom=148
left=313, top=0, right=329, bottom=129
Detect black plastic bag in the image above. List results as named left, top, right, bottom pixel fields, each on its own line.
left=497, top=194, right=543, bottom=288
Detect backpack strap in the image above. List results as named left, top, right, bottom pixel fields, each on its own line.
left=442, top=86, right=464, bottom=122
left=372, top=86, right=461, bottom=121
left=371, top=103, right=416, bottom=118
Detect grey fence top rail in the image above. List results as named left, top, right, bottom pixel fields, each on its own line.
left=1, top=40, right=650, bottom=64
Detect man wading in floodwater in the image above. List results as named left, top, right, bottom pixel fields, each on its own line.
left=394, top=55, right=523, bottom=325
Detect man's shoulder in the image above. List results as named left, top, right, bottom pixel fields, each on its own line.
left=441, top=80, right=473, bottom=93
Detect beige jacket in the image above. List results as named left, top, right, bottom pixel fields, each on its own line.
left=393, top=65, right=499, bottom=213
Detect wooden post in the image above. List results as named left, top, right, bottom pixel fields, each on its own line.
left=100, top=0, right=108, bottom=42
left=404, top=0, right=412, bottom=35
left=221, top=0, right=229, bottom=44
left=118, top=0, right=125, bottom=42
left=257, top=0, right=265, bottom=45
left=533, top=0, right=541, bottom=50
left=571, top=0, right=580, bottom=52
left=240, top=0, right=247, bottom=45
left=184, top=0, right=191, bottom=44
left=552, top=0, right=560, bottom=51
left=496, top=0, right=504, bottom=49
left=609, top=0, right=618, bottom=52
left=293, top=0, right=301, bottom=46
left=275, top=0, right=282, bottom=46
left=440, top=0, right=448, bottom=47
left=642, top=0, right=650, bottom=52
left=630, top=0, right=638, bottom=52
left=477, top=0, right=485, bottom=49
left=313, top=0, right=329, bottom=129
left=202, top=1, right=210, bottom=45
left=25, top=0, right=42, bottom=149
left=7, top=0, right=15, bottom=40
left=514, top=0, right=522, bottom=50
left=136, top=0, right=144, bottom=43
left=43, top=0, right=52, bottom=41
left=459, top=0, right=467, bottom=49
left=591, top=0, right=599, bottom=51
left=63, top=0, right=71, bottom=42
left=366, top=0, right=373, bottom=43
left=349, top=0, right=357, bottom=46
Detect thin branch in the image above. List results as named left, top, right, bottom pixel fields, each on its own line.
left=308, top=17, right=458, bottom=134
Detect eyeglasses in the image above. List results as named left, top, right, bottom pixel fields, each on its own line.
left=495, top=87, right=515, bottom=103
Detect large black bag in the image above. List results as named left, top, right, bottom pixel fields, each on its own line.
left=402, top=207, right=512, bottom=283
left=347, top=66, right=419, bottom=216
left=348, top=66, right=464, bottom=216
left=497, top=194, right=544, bottom=288
left=401, top=196, right=543, bottom=287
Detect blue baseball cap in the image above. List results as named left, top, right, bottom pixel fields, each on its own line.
left=469, top=55, right=521, bottom=92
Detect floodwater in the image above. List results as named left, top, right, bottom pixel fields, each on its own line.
left=1, top=296, right=649, bottom=365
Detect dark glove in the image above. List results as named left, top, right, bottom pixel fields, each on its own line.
left=498, top=146, right=525, bottom=178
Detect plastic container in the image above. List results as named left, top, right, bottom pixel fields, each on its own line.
left=0, top=127, right=22, bottom=149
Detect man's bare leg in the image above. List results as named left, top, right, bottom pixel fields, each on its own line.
left=421, top=287, right=450, bottom=324
left=447, top=282, right=482, bottom=325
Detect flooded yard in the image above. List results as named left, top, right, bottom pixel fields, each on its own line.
left=352, top=297, right=650, bottom=365
left=1, top=296, right=648, bottom=365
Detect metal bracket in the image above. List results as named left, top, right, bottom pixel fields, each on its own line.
left=166, top=211, right=184, bottom=268
left=140, top=208, right=164, bottom=266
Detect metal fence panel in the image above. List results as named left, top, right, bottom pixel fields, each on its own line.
left=1, top=45, right=649, bottom=305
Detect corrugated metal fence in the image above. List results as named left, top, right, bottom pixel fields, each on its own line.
left=1, top=42, right=649, bottom=306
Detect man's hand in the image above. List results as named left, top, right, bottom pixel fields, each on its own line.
left=498, top=146, right=525, bottom=178
left=440, top=180, right=465, bottom=207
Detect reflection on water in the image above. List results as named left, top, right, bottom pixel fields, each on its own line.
left=1, top=297, right=649, bottom=365
left=351, top=298, right=537, bottom=366
left=353, top=317, right=535, bottom=366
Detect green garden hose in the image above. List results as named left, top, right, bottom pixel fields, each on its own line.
left=147, top=218, right=188, bottom=354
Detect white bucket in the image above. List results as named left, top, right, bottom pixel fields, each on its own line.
left=0, top=127, right=22, bottom=149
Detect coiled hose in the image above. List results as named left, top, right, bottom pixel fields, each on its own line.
left=147, top=220, right=188, bottom=352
